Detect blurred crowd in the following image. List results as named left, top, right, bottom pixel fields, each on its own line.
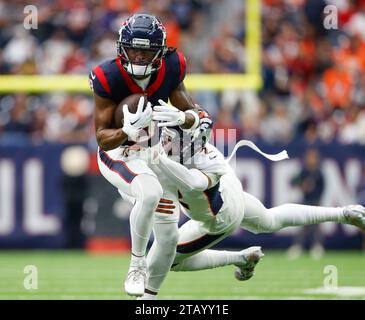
left=0, top=0, right=365, bottom=146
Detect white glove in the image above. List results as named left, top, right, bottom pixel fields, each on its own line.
left=152, top=99, right=186, bottom=127
left=122, top=96, right=152, bottom=141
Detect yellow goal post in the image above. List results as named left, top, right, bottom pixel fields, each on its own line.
left=0, top=0, right=261, bottom=93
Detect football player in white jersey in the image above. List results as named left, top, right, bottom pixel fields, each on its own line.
left=139, top=125, right=365, bottom=300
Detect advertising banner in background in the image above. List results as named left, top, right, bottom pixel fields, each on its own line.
left=0, top=141, right=364, bottom=249
left=0, top=144, right=66, bottom=247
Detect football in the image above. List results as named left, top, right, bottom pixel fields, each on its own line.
left=114, top=93, right=148, bottom=128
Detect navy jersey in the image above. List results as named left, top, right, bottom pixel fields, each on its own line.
left=89, top=48, right=186, bottom=107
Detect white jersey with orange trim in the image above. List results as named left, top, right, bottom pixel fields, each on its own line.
left=177, top=143, right=245, bottom=234
left=173, top=141, right=289, bottom=234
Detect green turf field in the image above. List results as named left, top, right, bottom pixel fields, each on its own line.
left=0, top=250, right=364, bottom=300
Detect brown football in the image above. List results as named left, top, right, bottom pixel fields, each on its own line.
left=114, top=93, right=148, bottom=128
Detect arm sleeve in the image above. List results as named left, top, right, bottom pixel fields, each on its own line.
left=156, top=154, right=209, bottom=192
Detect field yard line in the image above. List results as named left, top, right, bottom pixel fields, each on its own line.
left=303, top=287, right=365, bottom=298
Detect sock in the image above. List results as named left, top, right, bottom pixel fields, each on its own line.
left=129, top=175, right=162, bottom=256
left=146, top=222, right=179, bottom=292
left=268, top=204, right=345, bottom=230
left=129, top=254, right=145, bottom=270
left=242, top=192, right=346, bottom=234
left=172, top=250, right=243, bottom=271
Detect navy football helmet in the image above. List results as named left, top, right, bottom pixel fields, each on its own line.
left=160, top=126, right=212, bottom=165
left=117, top=14, right=168, bottom=78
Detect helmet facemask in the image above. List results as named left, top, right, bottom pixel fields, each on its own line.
left=120, top=44, right=163, bottom=78
left=117, top=14, right=168, bottom=79
left=160, top=127, right=212, bottom=166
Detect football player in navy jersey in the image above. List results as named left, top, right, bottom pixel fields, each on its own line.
left=89, top=13, right=212, bottom=297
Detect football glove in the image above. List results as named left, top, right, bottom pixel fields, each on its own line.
left=152, top=99, right=186, bottom=127
left=122, top=96, right=153, bottom=141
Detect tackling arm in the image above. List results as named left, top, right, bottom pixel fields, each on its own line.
left=155, top=152, right=212, bottom=192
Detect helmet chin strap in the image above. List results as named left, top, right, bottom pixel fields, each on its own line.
left=126, top=63, right=154, bottom=77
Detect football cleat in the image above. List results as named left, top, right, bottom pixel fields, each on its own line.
left=124, top=259, right=147, bottom=297
left=234, top=246, right=264, bottom=281
left=343, top=205, right=365, bottom=231
left=137, top=293, right=157, bottom=300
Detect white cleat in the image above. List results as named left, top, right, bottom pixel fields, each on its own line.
left=234, top=246, right=264, bottom=281
left=343, top=205, right=365, bottom=231
left=124, top=260, right=147, bottom=297
left=137, top=293, right=157, bottom=300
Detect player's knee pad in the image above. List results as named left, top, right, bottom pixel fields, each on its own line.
left=131, top=174, right=163, bottom=208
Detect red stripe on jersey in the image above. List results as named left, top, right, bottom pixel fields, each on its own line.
left=93, top=66, right=112, bottom=95
left=116, top=58, right=166, bottom=97
left=160, top=198, right=174, bottom=204
left=145, top=60, right=165, bottom=97
left=156, top=208, right=174, bottom=214
left=116, top=58, right=144, bottom=94
left=157, top=204, right=176, bottom=209
left=177, top=51, right=186, bottom=81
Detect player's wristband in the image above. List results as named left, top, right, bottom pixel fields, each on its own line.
left=180, top=110, right=200, bottom=132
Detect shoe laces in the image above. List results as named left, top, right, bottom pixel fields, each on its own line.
left=128, top=267, right=146, bottom=283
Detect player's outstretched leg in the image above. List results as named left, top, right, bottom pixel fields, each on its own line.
left=170, top=220, right=264, bottom=281
left=124, top=174, right=163, bottom=297
left=171, top=246, right=264, bottom=282
left=240, top=191, right=365, bottom=234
